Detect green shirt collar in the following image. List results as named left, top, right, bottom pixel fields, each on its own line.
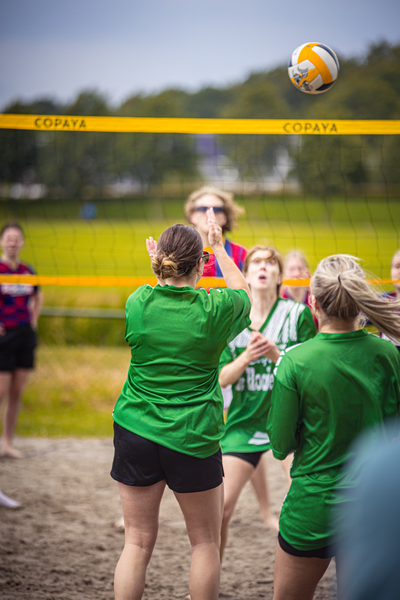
left=316, top=329, right=368, bottom=341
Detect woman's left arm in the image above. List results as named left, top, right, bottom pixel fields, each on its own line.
left=30, top=290, right=43, bottom=330
left=267, top=354, right=301, bottom=460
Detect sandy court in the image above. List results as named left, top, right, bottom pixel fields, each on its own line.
left=1, top=437, right=336, bottom=600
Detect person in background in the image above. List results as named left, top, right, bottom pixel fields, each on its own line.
left=389, top=249, right=400, bottom=301
left=184, top=186, right=247, bottom=278
left=267, top=255, right=400, bottom=600
left=0, top=222, right=42, bottom=458
left=380, top=249, right=400, bottom=350
left=281, top=251, right=317, bottom=328
left=111, top=210, right=251, bottom=600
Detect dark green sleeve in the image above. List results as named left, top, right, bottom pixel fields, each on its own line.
left=218, top=288, right=251, bottom=343
left=297, top=305, right=317, bottom=343
left=267, top=353, right=300, bottom=460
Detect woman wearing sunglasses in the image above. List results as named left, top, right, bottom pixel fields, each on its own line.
left=184, top=186, right=248, bottom=277
left=111, top=209, right=252, bottom=600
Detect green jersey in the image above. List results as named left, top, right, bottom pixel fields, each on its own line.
left=267, top=330, right=400, bottom=550
left=220, top=298, right=316, bottom=454
left=113, top=284, right=251, bottom=459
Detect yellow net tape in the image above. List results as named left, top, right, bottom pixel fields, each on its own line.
left=0, top=275, right=397, bottom=288
left=1, top=114, right=400, bottom=135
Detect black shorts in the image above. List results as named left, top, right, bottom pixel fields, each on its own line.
left=223, top=450, right=265, bottom=468
left=278, top=532, right=336, bottom=559
left=0, top=324, right=37, bottom=371
left=111, top=422, right=224, bottom=493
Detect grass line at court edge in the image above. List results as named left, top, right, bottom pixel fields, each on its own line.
left=14, top=345, right=130, bottom=438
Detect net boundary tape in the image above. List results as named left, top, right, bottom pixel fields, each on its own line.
left=0, top=115, right=399, bottom=135
left=0, top=276, right=397, bottom=288
left=1, top=114, right=398, bottom=288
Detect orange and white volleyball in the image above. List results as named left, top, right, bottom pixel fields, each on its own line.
left=288, top=42, right=340, bottom=94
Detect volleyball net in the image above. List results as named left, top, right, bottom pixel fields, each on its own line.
left=0, top=114, right=399, bottom=293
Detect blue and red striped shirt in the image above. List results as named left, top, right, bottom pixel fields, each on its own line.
left=203, top=237, right=248, bottom=278
left=0, top=261, right=38, bottom=329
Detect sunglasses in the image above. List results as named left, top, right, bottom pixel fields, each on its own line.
left=195, top=206, right=225, bottom=214
left=202, top=251, right=210, bottom=264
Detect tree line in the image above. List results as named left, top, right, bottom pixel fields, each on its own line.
left=0, top=41, right=399, bottom=199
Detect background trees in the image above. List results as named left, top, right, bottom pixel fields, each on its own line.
left=1, top=41, right=399, bottom=198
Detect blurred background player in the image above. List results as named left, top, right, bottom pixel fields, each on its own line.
left=381, top=249, right=400, bottom=350
left=389, top=249, right=400, bottom=301
left=218, top=245, right=316, bottom=561
left=281, top=250, right=317, bottom=328
left=0, top=222, right=42, bottom=458
left=267, top=255, right=400, bottom=600
left=184, top=186, right=247, bottom=278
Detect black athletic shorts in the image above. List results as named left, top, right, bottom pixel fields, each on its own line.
left=0, top=323, right=37, bottom=371
left=111, top=422, right=224, bottom=493
left=278, top=532, right=336, bottom=559
left=223, top=450, right=265, bottom=468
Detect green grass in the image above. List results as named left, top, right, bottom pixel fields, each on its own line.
left=15, top=345, right=130, bottom=437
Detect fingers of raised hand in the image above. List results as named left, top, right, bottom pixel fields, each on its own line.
left=146, top=237, right=157, bottom=258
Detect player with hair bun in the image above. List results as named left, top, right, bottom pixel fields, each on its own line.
left=267, top=255, right=400, bottom=600
left=111, top=210, right=251, bottom=600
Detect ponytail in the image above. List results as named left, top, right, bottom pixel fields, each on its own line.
left=312, top=255, right=400, bottom=342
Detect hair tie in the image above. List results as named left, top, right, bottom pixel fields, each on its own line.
left=338, top=274, right=342, bottom=285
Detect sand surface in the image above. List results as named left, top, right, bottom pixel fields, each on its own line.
left=1, top=437, right=336, bottom=599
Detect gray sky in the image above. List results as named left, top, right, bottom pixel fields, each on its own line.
left=1, top=0, right=399, bottom=111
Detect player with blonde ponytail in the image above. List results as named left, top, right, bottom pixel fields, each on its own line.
left=267, top=254, right=400, bottom=600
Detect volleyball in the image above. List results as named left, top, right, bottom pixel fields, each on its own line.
left=288, top=42, right=339, bottom=94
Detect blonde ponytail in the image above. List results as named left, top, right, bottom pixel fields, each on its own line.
left=311, top=255, right=400, bottom=342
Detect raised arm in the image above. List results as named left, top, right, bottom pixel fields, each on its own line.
left=146, top=236, right=164, bottom=285
left=207, top=208, right=251, bottom=302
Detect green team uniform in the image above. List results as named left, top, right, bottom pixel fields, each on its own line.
left=220, top=298, right=316, bottom=454
left=113, top=284, right=251, bottom=459
left=267, top=330, right=400, bottom=551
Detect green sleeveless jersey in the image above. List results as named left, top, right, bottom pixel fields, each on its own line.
left=220, top=298, right=316, bottom=454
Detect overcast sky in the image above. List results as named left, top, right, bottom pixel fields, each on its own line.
left=1, top=0, right=399, bottom=111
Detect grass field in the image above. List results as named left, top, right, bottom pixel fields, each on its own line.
left=15, top=345, right=130, bottom=437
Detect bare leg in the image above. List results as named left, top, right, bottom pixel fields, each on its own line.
left=114, top=479, right=166, bottom=600
left=0, top=372, right=15, bottom=457
left=175, top=483, right=224, bottom=600
left=273, top=542, right=331, bottom=600
left=1, top=369, right=30, bottom=458
left=220, top=455, right=254, bottom=561
left=249, top=454, right=279, bottom=531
